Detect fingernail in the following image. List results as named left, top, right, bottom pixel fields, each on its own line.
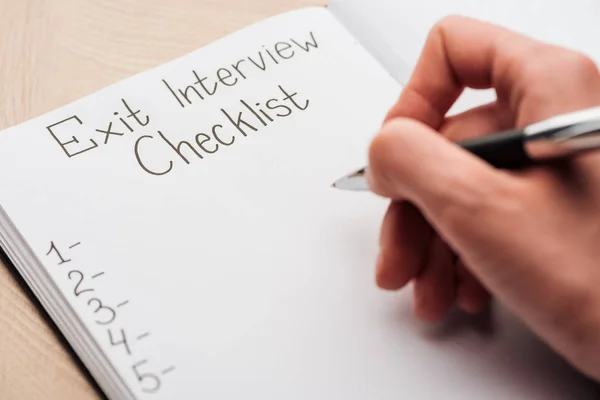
left=413, top=286, right=426, bottom=319
left=365, top=167, right=375, bottom=190
left=375, top=251, right=389, bottom=289
left=412, top=296, right=422, bottom=318
left=375, top=251, right=383, bottom=276
left=458, top=297, right=484, bottom=314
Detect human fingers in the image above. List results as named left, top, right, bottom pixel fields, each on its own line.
left=412, top=234, right=456, bottom=321
left=376, top=201, right=433, bottom=290
left=366, top=117, right=511, bottom=210
left=383, top=15, right=599, bottom=129
left=456, top=260, right=491, bottom=314
left=439, top=102, right=508, bottom=142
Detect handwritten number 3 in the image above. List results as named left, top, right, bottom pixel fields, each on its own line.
left=87, top=298, right=116, bottom=325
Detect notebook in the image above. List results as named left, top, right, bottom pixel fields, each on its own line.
left=0, top=1, right=599, bottom=399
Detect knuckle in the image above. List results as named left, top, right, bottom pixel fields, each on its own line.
left=427, top=15, right=468, bottom=46
left=559, top=50, right=598, bottom=75
left=513, top=43, right=555, bottom=79
left=521, top=46, right=599, bottom=83
left=431, top=15, right=468, bottom=34
left=496, top=42, right=600, bottom=114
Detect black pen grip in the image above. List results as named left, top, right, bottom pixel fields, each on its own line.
left=457, top=129, right=533, bottom=169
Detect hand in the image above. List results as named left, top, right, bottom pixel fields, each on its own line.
left=366, top=16, right=600, bottom=381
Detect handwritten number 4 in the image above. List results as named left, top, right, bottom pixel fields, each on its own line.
left=108, top=328, right=131, bottom=355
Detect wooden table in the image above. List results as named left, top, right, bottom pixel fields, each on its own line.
left=0, top=1, right=323, bottom=398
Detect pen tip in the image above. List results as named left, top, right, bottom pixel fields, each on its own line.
left=330, top=167, right=369, bottom=191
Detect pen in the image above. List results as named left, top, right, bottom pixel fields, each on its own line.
left=332, top=106, right=600, bottom=191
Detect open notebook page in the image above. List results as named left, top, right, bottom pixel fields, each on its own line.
left=0, top=6, right=596, bottom=400
left=330, top=0, right=600, bottom=114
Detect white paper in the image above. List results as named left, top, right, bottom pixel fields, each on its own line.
left=330, top=0, right=600, bottom=113
left=0, top=6, right=596, bottom=399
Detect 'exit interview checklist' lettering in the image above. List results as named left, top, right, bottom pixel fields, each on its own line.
left=45, top=32, right=318, bottom=176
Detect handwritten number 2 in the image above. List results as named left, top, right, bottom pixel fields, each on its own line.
left=68, top=271, right=94, bottom=296
left=87, top=298, right=116, bottom=325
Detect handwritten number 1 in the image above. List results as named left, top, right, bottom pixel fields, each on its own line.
left=46, top=241, right=71, bottom=264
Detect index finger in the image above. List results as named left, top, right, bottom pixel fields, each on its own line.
left=385, top=16, right=540, bottom=128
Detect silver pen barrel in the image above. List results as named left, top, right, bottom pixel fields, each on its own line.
left=524, top=108, right=600, bottom=159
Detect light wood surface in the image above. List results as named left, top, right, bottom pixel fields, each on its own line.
left=0, top=1, right=324, bottom=398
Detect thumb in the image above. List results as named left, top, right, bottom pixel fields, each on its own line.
left=366, top=118, right=515, bottom=240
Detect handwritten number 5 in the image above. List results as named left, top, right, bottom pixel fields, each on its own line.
left=87, top=298, right=116, bottom=325
left=132, top=360, right=161, bottom=393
